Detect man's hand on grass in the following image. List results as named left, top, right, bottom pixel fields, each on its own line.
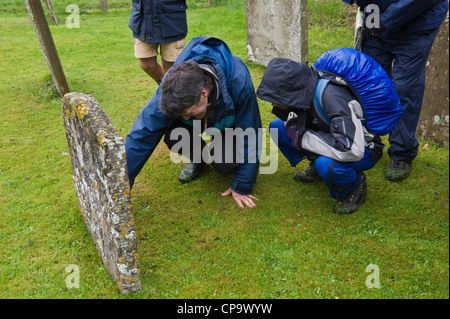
left=221, top=188, right=259, bottom=208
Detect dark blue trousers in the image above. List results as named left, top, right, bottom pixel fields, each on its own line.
left=270, top=119, right=376, bottom=200
left=362, top=28, right=440, bottom=162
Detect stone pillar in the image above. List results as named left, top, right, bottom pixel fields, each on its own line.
left=99, top=0, right=108, bottom=12
left=416, top=13, right=449, bottom=147
left=62, top=93, right=141, bottom=294
left=246, top=0, right=308, bottom=66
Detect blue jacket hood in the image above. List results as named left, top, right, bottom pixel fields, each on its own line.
left=174, top=37, right=234, bottom=83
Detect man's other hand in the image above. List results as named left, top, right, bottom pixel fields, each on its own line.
left=221, top=188, right=259, bottom=208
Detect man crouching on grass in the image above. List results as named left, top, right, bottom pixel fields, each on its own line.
left=125, top=37, right=262, bottom=208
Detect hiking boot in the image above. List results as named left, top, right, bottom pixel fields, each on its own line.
left=293, top=162, right=321, bottom=183
left=385, top=159, right=412, bottom=182
left=178, top=161, right=206, bottom=183
left=334, top=173, right=367, bottom=214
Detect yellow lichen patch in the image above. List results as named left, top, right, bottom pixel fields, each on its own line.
left=75, top=105, right=90, bottom=119
left=97, top=134, right=105, bottom=145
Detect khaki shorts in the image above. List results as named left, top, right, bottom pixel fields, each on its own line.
left=133, top=37, right=186, bottom=62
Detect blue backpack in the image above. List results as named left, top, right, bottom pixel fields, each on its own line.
left=312, top=48, right=403, bottom=136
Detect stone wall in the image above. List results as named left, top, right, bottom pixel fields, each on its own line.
left=62, top=93, right=141, bottom=294
left=417, top=13, right=449, bottom=147
left=246, top=0, right=308, bottom=66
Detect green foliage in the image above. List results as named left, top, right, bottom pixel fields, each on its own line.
left=308, top=0, right=357, bottom=62
left=0, top=0, right=448, bottom=299
left=308, top=0, right=356, bottom=27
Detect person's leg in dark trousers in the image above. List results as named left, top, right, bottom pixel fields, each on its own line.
left=362, top=28, right=440, bottom=181
left=208, top=130, right=241, bottom=175
left=164, top=120, right=240, bottom=181
left=314, top=145, right=383, bottom=214
left=388, top=29, right=440, bottom=162
left=164, top=119, right=207, bottom=182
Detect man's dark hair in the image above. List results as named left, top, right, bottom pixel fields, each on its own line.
left=159, top=61, right=209, bottom=118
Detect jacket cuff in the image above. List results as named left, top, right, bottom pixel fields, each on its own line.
left=230, top=180, right=252, bottom=196
left=287, top=124, right=305, bottom=150
left=286, top=123, right=299, bottom=144
left=295, top=132, right=305, bottom=150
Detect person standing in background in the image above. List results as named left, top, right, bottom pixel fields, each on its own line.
left=342, top=0, right=448, bottom=181
left=128, top=0, right=188, bottom=84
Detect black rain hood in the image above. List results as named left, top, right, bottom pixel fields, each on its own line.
left=256, top=57, right=318, bottom=111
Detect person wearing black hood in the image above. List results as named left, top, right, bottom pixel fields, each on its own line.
left=256, top=58, right=384, bottom=214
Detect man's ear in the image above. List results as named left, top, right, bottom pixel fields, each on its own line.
left=201, top=87, right=209, bottom=98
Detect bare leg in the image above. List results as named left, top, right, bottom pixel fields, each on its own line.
left=162, top=58, right=175, bottom=73
left=139, top=57, right=164, bottom=84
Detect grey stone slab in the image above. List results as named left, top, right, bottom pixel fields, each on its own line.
left=246, top=0, right=308, bottom=66
left=62, top=93, right=141, bottom=294
left=417, top=13, right=449, bottom=147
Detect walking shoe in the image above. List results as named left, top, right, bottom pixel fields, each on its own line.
left=385, top=159, right=412, bottom=182
left=293, top=162, right=321, bottom=183
left=178, top=161, right=206, bottom=183
left=334, top=173, right=367, bottom=214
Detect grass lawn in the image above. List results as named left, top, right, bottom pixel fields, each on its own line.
left=0, top=0, right=448, bottom=299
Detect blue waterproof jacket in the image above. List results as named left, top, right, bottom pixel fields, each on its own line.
left=125, top=37, right=262, bottom=195
left=343, top=0, right=448, bottom=39
left=128, top=0, right=188, bottom=43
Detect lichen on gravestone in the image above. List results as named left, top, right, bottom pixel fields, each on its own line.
left=62, top=92, right=141, bottom=293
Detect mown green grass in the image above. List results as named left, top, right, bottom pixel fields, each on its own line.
left=0, top=0, right=448, bottom=299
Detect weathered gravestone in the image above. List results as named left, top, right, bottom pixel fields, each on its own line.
left=99, top=0, right=109, bottom=12
left=416, top=13, right=449, bottom=147
left=62, top=93, right=141, bottom=294
left=246, top=0, right=308, bottom=66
